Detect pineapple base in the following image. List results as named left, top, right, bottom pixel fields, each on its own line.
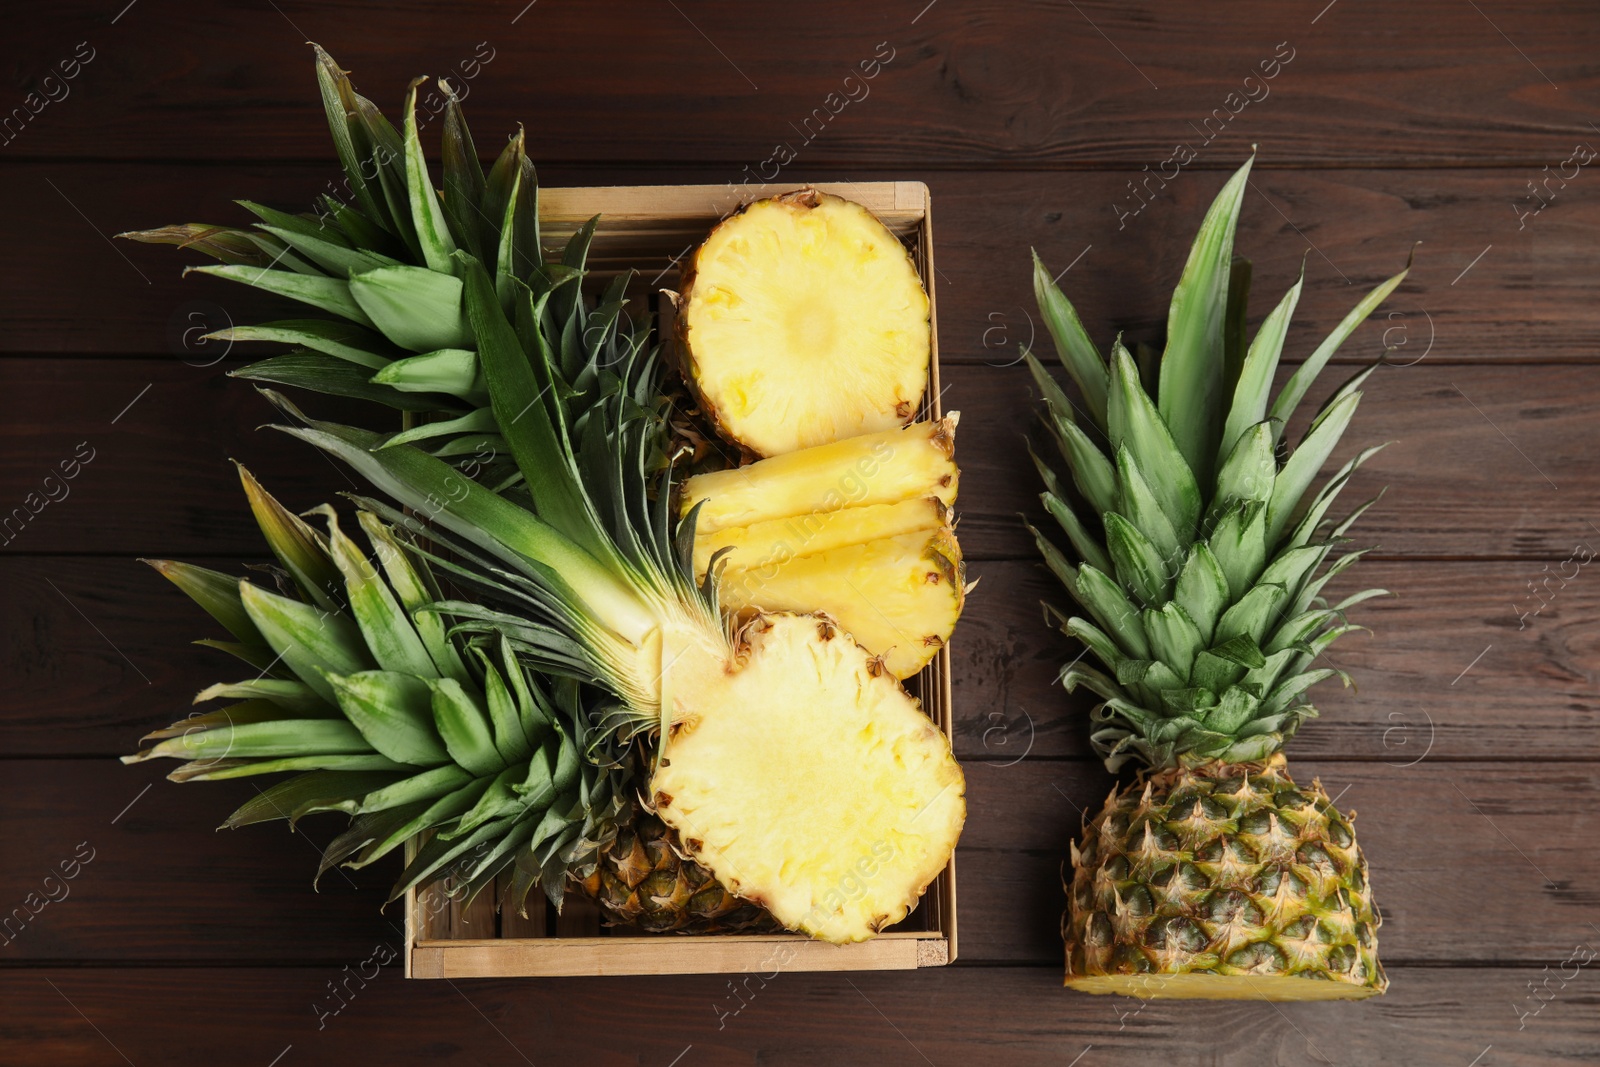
left=1063, top=754, right=1386, bottom=1000
left=1065, top=972, right=1382, bottom=1001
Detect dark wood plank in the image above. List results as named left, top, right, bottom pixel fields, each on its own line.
left=3, top=964, right=1595, bottom=1065
left=9, top=163, right=1598, bottom=364
left=948, top=559, right=1600, bottom=762
left=0, top=760, right=397, bottom=963
left=6, top=1, right=1597, bottom=166
left=953, top=359, right=1596, bottom=562
left=959, top=759, right=1600, bottom=964
left=9, top=357, right=1582, bottom=558
left=4, top=759, right=1594, bottom=965
left=10, top=557, right=1597, bottom=762
left=0, top=358, right=382, bottom=557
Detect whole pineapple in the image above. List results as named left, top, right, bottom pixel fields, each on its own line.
left=1028, top=156, right=1408, bottom=999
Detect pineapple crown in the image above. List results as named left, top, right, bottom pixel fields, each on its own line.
left=121, top=46, right=724, bottom=742
left=1028, top=156, right=1409, bottom=773
left=125, top=466, right=632, bottom=914
left=119, top=46, right=652, bottom=483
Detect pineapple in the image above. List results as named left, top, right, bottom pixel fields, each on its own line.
left=716, top=529, right=964, bottom=680
left=683, top=418, right=965, bottom=679
left=128, top=467, right=630, bottom=916
left=1066, top=755, right=1381, bottom=999
left=1029, top=156, right=1410, bottom=998
left=579, top=811, right=776, bottom=933
left=683, top=417, right=959, bottom=535
left=133, top=469, right=777, bottom=932
left=693, top=496, right=948, bottom=579
left=123, top=49, right=966, bottom=945
left=651, top=613, right=964, bottom=939
left=275, top=255, right=966, bottom=943
left=676, top=188, right=931, bottom=457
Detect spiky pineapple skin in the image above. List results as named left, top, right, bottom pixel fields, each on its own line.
left=579, top=813, right=776, bottom=934
left=1064, top=754, right=1385, bottom=999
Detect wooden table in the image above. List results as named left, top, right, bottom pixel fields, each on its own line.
left=5, top=2, right=1598, bottom=1063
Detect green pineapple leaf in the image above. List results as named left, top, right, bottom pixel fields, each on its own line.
left=1157, top=154, right=1253, bottom=487
left=1032, top=250, right=1108, bottom=429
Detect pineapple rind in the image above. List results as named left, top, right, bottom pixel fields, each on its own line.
left=580, top=812, right=777, bottom=934
left=718, top=529, right=964, bottom=680
left=652, top=613, right=966, bottom=944
left=679, top=189, right=931, bottom=457
left=683, top=417, right=958, bottom=536
left=1063, top=755, right=1385, bottom=998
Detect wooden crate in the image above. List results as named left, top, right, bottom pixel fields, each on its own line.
left=404, top=180, right=957, bottom=979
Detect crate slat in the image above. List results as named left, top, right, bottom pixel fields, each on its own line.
left=411, top=932, right=943, bottom=979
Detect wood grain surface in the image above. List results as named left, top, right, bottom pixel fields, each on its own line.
left=9, top=165, right=1598, bottom=361
left=3, top=758, right=1594, bottom=967
left=5, top=1, right=1598, bottom=1063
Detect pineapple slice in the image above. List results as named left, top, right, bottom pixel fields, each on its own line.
left=678, top=188, right=931, bottom=456
left=693, top=496, right=947, bottom=578
left=719, top=529, right=965, bottom=680
left=683, top=416, right=958, bottom=536
left=653, top=613, right=966, bottom=943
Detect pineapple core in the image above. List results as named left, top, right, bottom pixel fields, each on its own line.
left=652, top=613, right=965, bottom=943
left=679, top=190, right=931, bottom=457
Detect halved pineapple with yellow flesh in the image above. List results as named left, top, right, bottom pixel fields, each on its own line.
left=653, top=613, right=966, bottom=942
left=693, top=496, right=947, bottom=578
left=682, top=416, right=958, bottom=536
left=677, top=188, right=931, bottom=456
left=719, top=529, right=965, bottom=680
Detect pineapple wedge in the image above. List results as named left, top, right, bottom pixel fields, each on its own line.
left=684, top=418, right=966, bottom=678
left=683, top=416, right=958, bottom=535
left=678, top=188, right=931, bottom=457
left=693, top=496, right=947, bottom=578
left=718, top=528, right=965, bottom=680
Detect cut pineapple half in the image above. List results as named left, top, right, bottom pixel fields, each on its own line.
left=678, top=189, right=931, bottom=456
left=693, top=496, right=947, bottom=578
left=653, top=613, right=965, bottom=942
left=683, top=416, right=958, bottom=536
left=718, top=529, right=964, bottom=680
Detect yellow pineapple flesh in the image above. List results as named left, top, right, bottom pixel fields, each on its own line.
left=652, top=613, right=966, bottom=943
left=682, top=416, right=958, bottom=536
left=677, top=188, right=931, bottom=457
left=718, top=528, right=965, bottom=680
left=693, top=496, right=947, bottom=578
